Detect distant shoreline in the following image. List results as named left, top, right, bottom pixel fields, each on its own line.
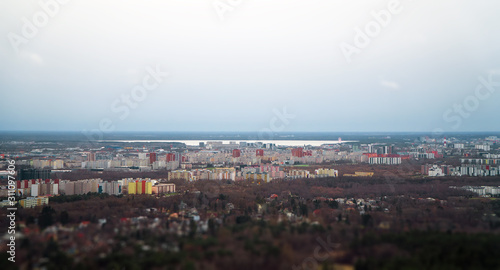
left=97, top=140, right=359, bottom=147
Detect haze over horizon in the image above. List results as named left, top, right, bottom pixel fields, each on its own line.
left=1, top=0, right=499, bottom=133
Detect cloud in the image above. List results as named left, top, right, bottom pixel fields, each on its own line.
left=488, top=69, right=500, bottom=75
left=380, top=79, right=400, bottom=90
left=21, top=52, right=43, bottom=65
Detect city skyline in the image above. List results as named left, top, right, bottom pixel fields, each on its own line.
left=2, top=2, right=500, bottom=269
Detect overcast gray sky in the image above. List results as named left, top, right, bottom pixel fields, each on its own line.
left=1, top=0, right=499, bottom=132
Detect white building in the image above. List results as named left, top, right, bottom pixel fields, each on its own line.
left=475, top=145, right=491, bottom=151
left=31, top=184, right=39, bottom=197
left=369, top=157, right=401, bottom=165
left=428, top=165, right=444, bottom=177
left=454, top=143, right=465, bottom=149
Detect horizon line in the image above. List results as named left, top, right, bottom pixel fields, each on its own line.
left=1, top=130, right=500, bottom=134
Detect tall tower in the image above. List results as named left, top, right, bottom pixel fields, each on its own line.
left=166, top=153, right=176, bottom=162
left=87, top=152, right=95, bottom=161
left=149, top=152, right=157, bottom=164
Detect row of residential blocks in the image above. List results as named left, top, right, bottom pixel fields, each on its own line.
left=460, top=158, right=500, bottom=165
left=450, top=186, right=500, bottom=196
left=22, top=148, right=443, bottom=172
left=26, top=147, right=434, bottom=170
left=1, top=178, right=176, bottom=198
left=422, top=164, right=500, bottom=177
left=368, top=157, right=402, bottom=165
left=167, top=166, right=338, bottom=182
left=3, top=166, right=336, bottom=198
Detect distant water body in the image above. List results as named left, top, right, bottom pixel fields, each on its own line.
left=99, top=140, right=358, bottom=147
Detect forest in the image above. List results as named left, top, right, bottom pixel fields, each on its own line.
left=1, top=175, right=500, bottom=269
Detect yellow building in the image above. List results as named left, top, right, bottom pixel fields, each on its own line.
left=128, top=181, right=153, bottom=195
left=315, top=168, right=339, bottom=177
left=287, top=170, right=310, bottom=179
left=145, top=182, right=152, bottom=194
left=20, top=198, right=36, bottom=208
left=244, top=172, right=271, bottom=183
left=343, top=172, right=374, bottom=177
left=137, top=181, right=143, bottom=194
left=37, top=197, right=49, bottom=206
left=128, top=182, right=137, bottom=194
left=20, top=196, right=49, bottom=208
